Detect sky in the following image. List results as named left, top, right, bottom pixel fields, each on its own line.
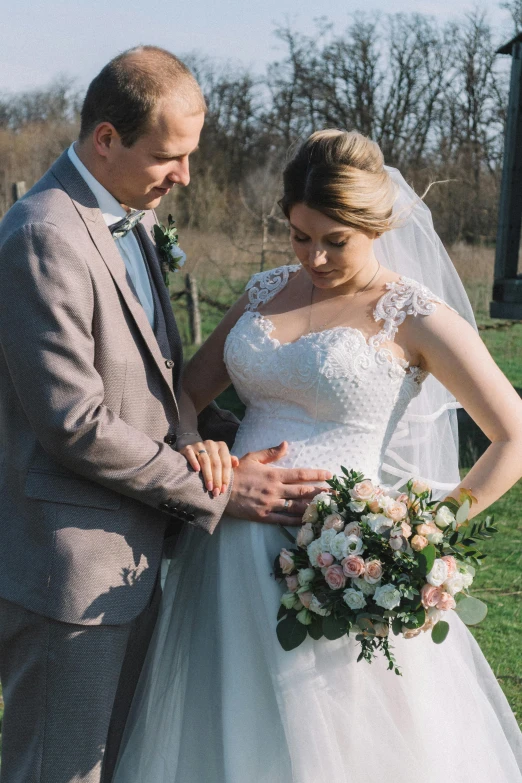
left=0, top=0, right=514, bottom=94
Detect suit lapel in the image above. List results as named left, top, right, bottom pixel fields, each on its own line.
left=51, top=152, right=178, bottom=410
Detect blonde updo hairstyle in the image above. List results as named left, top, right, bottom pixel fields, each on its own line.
left=279, top=129, right=399, bottom=236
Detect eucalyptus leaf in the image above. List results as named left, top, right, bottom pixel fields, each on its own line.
left=431, top=620, right=450, bottom=644
left=276, top=615, right=308, bottom=651
left=456, top=498, right=471, bottom=525
left=454, top=596, right=488, bottom=625
left=323, top=614, right=348, bottom=640
left=416, top=544, right=436, bottom=576
left=308, top=616, right=324, bottom=640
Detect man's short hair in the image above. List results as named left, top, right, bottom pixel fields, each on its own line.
left=79, top=46, right=206, bottom=147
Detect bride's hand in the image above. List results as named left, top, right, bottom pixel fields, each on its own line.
left=178, top=439, right=240, bottom=497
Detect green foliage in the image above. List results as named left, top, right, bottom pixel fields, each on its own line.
left=454, top=596, right=488, bottom=625
left=431, top=621, right=450, bottom=644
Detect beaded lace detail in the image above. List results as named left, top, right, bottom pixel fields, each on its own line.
left=224, top=265, right=448, bottom=482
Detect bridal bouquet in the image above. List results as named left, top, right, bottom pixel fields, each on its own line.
left=274, top=469, right=497, bottom=674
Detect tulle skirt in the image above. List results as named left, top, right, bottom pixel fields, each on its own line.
left=113, top=516, right=522, bottom=783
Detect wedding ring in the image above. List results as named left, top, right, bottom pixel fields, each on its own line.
left=283, top=499, right=291, bottom=510
left=198, top=449, right=208, bottom=455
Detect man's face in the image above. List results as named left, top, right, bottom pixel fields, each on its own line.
left=104, top=96, right=205, bottom=210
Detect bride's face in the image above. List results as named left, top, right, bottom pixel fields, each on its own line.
left=288, top=203, right=378, bottom=290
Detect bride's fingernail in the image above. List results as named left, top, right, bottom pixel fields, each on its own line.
left=213, top=487, right=221, bottom=497
left=222, top=484, right=228, bottom=494
left=207, top=481, right=213, bottom=492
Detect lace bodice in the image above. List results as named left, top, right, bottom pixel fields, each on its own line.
left=224, top=265, right=446, bottom=482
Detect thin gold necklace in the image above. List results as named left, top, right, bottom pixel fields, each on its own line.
left=307, top=260, right=381, bottom=334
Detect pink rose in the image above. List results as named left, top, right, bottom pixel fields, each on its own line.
left=344, top=522, right=362, bottom=538
left=285, top=575, right=299, bottom=593
left=298, top=590, right=313, bottom=609
left=411, top=534, right=429, bottom=551
left=350, top=480, right=375, bottom=501
left=436, top=591, right=456, bottom=611
left=441, top=555, right=457, bottom=578
left=416, top=523, right=435, bottom=537
left=367, top=499, right=381, bottom=513
left=296, top=522, right=315, bottom=548
left=323, top=513, right=345, bottom=532
left=279, top=549, right=295, bottom=575
left=325, top=565, right=347, bottom=590
left=401, top=521, right=412, bottom=539
left=384, top=500, right=408, bottom=522
left=397, top=493, right=409, bottom=504
left=421, top=583, right=443, bottom=609
left=364, top=559, right=383, bottom=584
left=342, top=555, right=366, bottom=578
left=317, top=552, right=335, bottom=568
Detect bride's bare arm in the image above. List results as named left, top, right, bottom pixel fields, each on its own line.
left=182, top=292, right=250, bottom=413
left=407, top=307, right=522, bottom=517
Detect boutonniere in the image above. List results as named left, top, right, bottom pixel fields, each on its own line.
left=152, top=215, right=187, bottom=285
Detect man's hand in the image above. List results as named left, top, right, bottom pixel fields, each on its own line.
left=225, top=442, right=332, bottom=526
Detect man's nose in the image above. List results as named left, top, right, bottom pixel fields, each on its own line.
left=168, top=158, right=190, bottom=187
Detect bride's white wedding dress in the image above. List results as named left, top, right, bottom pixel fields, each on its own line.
left=114, top=265, right=522, bottom=783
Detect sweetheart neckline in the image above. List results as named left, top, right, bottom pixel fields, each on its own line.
left=231, top=311, right=425, bottom=378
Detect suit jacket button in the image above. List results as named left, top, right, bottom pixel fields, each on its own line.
left=159, top=502, right=170, bottom=512
left=164, top=433, right=175, bottom=445
left=165, top=359, right=174, bottom=369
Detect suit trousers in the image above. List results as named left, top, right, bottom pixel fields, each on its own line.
left=0, top=578, right=161, bottom=783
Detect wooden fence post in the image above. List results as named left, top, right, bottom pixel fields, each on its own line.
left=12, top=181, right=27, bottom=204
left=185, top=273, right=202, bottom=346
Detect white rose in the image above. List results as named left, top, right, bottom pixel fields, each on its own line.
left=364, top=513, right=393, bottom=535
left=309, top=596, right=331, bottom=616
left=373, top=583, right=402, bottom=610
left=169, top=246, right=186, bottom=267
left=349, top=500, right=367, bottom=514
left=343, top=588, right=367, bottom=610
left=306, top=539, right=323, bottom=567
left=426, top=558, right=449, bottom=587
left=444, top=569, right=473, bottom=596
left=330, top=532, right=350, bottom=560
left=296, top=608, right=313, bottom=625
left=312, top=492, right=337, bottom=511
left=345, top=534, right=365, bottom=556
left=351, top=576, right=377, bottom=596
left=320, top=528, right=338, bottom=553
left=280, top=592, right=300, bottom=610
left=297, top=568, right=316, bottom=587
left=434, top=505, right=456, bottom=529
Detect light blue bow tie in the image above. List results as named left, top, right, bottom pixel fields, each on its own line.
left=109, top=209, right=146, bottom=239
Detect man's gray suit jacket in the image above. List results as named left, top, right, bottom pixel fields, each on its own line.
left=0, top=151, right=235, bottom=627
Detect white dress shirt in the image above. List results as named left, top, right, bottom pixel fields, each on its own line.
left=68, top=143, right=155, bottom=327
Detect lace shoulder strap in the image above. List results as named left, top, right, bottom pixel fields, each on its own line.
left=372, top=276, right=452, bottom=344
left=245, top=264, right=301, bottom=312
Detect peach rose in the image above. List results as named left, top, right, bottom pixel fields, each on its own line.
left=436, top=591, right=456, bottom=611
left=323, top=513, right=345, bottom=532
left=416, top=522, right=443, bottom=545
left=317, top=552, right=335, bottom=568
left=342, top=555, right=366, bottom=578
left=441, top=555, right=458, bottom=578
left=411, top=534, right=429, bottom=551
left=344, top=522, right=363, bottom=538
left=350, top=480, right=375, bottom=501
left=325, top=565, right=347, bottom=590
left=401, top=521, right=412, bottom=539
left=279, top=549, right=295, bottom=575
left=298, top=590, right=313, bottom=609
left=421, top=583, right=443, bottom=609
left=285, top=575, right=299, bottom=593
left=364, top=559, right=383, bottom=584
left=384, top=500, right=408, bottom=522
left=411, top=479, right=430, bottom=496
left=367, top=499, right=381, bottom=513
left=296, top=522, right=315, bottom=548
left=397, top=493, right=409, bottom=504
